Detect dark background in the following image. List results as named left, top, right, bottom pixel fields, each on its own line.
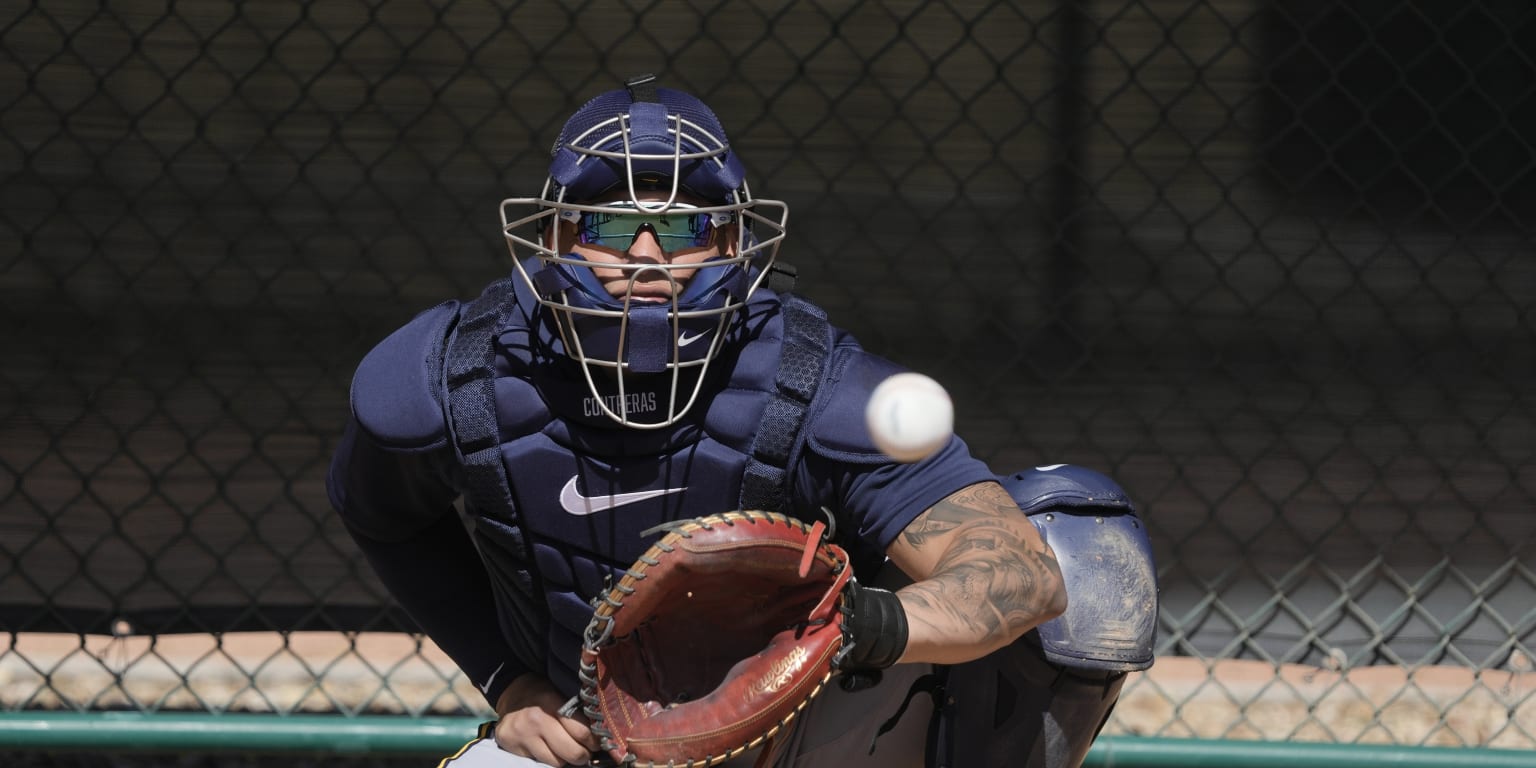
left=2, top=0, right=1532, bottom=729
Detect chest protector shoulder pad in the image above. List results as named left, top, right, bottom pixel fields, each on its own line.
left=349, top=300, right=459, bottom=451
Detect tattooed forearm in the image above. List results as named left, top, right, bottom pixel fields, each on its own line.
left=897, top=483, right=1065, bottom=649
left=901, top=546, right=1063, bottom=642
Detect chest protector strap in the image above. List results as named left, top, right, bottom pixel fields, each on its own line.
left=446, top=278, right=520, bottom=510
left=738, top=294, right=829, bottom=514
left=443, top=276, right=549, bottom=671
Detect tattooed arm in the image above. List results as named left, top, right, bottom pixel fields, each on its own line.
left=884, top=480, right=1067, bottom=665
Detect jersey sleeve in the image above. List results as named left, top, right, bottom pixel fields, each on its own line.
left=327, top=417, right=459, bottom=541
left=792, top=344, right=995, bottom=562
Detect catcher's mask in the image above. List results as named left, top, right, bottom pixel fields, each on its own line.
left=500, top=75, right=788, bottom=429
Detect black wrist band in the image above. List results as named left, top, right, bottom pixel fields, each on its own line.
left=844, top=581, right=909, bottom=670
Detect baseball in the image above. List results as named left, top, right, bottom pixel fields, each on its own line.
left=865, top=372, right=954, bottom=463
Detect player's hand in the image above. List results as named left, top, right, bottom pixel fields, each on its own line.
left=493, top=672, right=599, bottom=766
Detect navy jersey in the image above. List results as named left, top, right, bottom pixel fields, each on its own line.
left=327, top=275, right=994, bottom=702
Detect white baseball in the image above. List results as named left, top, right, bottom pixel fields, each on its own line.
left=865, top=372, right=954, bottom=463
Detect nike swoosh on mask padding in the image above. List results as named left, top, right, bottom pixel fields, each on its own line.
left=559, top=476, right=688, bottom=515
left=677, top=330, right=709, bottom=347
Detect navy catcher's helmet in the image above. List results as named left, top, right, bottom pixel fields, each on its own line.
left=500, top=75, right=787, bottom=429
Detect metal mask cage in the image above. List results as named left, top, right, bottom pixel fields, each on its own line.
left=493, top=91, right=791, bottom=428
left=499, top=189, right=788, bottom=429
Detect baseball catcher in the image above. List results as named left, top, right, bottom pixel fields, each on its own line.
left=329, top=75, right=1156, bottom=768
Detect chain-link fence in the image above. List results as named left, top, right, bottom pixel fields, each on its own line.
left=3, top=0, right=1533, bottom=756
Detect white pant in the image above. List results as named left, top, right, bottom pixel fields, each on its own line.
left=438, top=662, right=934, bottom=768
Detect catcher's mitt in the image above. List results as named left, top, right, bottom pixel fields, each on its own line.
left=576, top=510, right=854, bottom=767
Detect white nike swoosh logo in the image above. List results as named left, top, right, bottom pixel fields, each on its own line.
left=678, top=330, right=709, bottom=347
left=1035, top=464, right=1067, bottom=471
left=479, top=661, right=505, bottom=695
left=559, top=476, right=687, bottom=515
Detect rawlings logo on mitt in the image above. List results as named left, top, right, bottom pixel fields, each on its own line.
left=576, top=510, right=853, bottom=767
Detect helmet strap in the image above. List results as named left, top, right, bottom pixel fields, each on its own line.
left=625, top=73, right=658, bottom=103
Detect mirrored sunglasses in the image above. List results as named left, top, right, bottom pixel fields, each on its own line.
left=560, top=204, right=733, bottom=254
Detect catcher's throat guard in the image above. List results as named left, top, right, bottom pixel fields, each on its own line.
left=577, top=511, right=852, bottom=767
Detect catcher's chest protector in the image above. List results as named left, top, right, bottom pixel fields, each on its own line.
left=442, top=276, right=830, bottom=693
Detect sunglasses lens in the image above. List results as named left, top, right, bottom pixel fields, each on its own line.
left=579, top=209, right=714, bottom=252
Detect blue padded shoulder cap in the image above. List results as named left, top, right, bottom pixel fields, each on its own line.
left=350, top=301, right=459, bottom=451
left=802, top=347, right=907, bottom=464
left=1001, top=464, right=1136, bottom=516
left=1001, top=464, right=1156, bottom=672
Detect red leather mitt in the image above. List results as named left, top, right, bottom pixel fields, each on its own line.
left=576, top=510, right=853, bottom=767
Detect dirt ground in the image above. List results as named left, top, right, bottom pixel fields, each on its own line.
left=1110, top=654, right=1536, bottom=749
left=4, top=632, right=1534, bottom=750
